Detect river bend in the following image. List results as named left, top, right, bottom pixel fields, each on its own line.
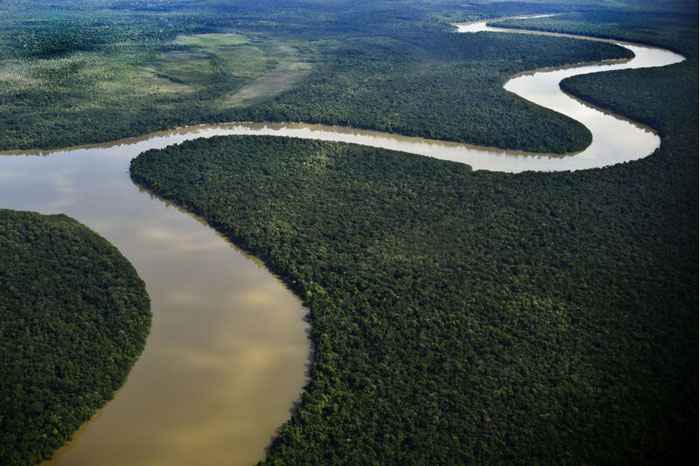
left=0, top=16, right=684, bottom=466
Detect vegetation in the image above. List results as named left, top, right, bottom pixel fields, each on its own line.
left=129, top=10, right=699, bottom=466
left=0, top=12, right=303, bottom=150
left=0, top=0, right=633, bottom=153
left=496, top=9, right=698, bottom=56
left=0, top=210, right=151, bottom=466
left=131, top=117, right=696, bottom=466
left=229, top=32, right=629, bottom=152
left=2, top=1, right=697, bottom=465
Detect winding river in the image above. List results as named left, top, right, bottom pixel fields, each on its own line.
left=0, top=16, right=684, bottom=466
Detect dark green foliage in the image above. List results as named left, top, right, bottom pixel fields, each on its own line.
left=3, top=2, right=698, bottom=465
left=8, top=22, right=115, bottom=59
left=131, top=118, right=696, bottom=465
left=128, top=10, right=697, bottom=466
left=0, top=210, right=151, bottom=466
left=496, top=10, right=698, bottom=57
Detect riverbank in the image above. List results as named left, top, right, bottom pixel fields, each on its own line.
left=0, top=209, right=150, bottom=466
left=3, top=9, right=696, bottom=464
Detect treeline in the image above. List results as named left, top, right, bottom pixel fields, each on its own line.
left=561, top=32, right=697, bottom=138
left=496, top=10, right=698, bottom=57
left=7, top=22, right=117, bottom=59
left=0, top=210, right=151, bottom=466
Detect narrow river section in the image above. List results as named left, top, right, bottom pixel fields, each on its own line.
left=0, top=16, right=685, bottom=466
left=455, top=17, right=685, bottom=171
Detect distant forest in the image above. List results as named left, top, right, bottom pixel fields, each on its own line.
left=0, top=0, right=633, bottom=153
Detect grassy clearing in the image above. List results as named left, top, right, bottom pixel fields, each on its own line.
left=221, top=43, right=311, bottom=108
left=174, top=33, right=250, bottom=48
left=170, top=32, right=271, bottom=82
left=0, top=18, right=308, bottom=149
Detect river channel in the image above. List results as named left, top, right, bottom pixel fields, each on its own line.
left=0, top=16, right=684, bottom=466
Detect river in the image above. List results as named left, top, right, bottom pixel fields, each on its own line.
left=0, top=16, right=684, bottom=466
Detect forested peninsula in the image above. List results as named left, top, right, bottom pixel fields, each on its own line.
left=0, top=210, right=151, bottom=466
left=131, top=128, right=696, bottom=466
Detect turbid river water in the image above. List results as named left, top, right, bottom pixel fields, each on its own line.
left=0, top=16, right=684, bottom=466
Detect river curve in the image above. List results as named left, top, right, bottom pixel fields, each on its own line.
left=0, top=16, right=684, bottom=466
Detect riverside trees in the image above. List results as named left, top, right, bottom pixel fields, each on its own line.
left=0, top=210, right=151, bottom=466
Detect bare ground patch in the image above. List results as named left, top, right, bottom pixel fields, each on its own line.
left=222, top=60, right=311, bottom=107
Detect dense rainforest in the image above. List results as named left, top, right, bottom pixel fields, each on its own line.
left=0, top=210, right=151, bottom=466
left=497, top=10, right=697, bottom=57
left=0, top=0, right=634, bottom=153
left=131, top=133, right=696, bottom=465
left=130, top=7, right=697, bottom=465
left=1, top=0, right=697, bottom=465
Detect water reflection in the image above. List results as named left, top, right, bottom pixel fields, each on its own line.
left=0, top=16, right=684, bottom=466
left=0, top=147, right=309, bottom=466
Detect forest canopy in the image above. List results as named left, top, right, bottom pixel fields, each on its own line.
left=0, top=210, right=151, bottom=466
left=131, top=127, right=696, bottom=465
left=128, top=6, right=696, bottom=465
left=0, top=1, right=696, bottom=465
